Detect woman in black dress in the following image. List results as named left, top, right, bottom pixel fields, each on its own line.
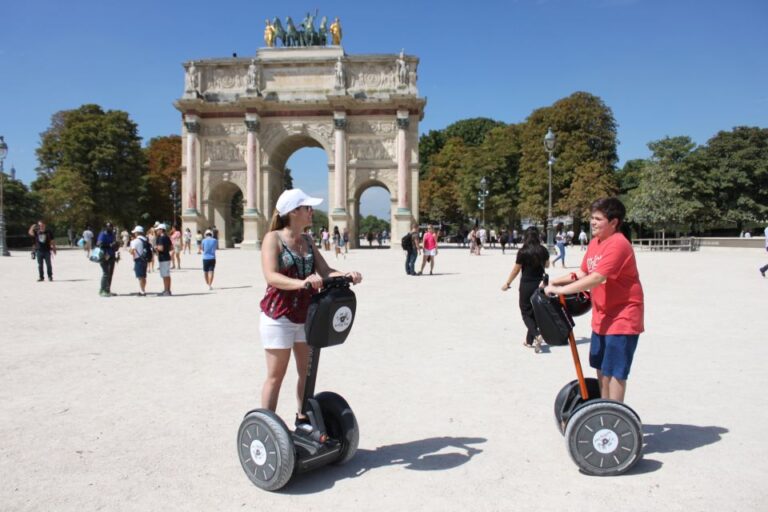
left=501, top=226, right=550, bottom=352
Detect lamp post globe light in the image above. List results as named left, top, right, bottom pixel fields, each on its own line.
left=0, top=136, right=10, bottom=256
left=477, top=176, right=489, bottom=227
left=543, top=127, right=556, bottom=248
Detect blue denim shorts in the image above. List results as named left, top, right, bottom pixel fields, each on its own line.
left=133, top=259, right=147, bottom=279
left=589, top=332, right=639, bottom=380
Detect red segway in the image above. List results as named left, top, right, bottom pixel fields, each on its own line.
left=531, top=276, right=643, bottom=476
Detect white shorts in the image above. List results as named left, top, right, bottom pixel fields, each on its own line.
left=158, top=260, right=171, bottom=277
left=424, top=249, right=437, bottom=257
left=259, top=312, right=307, bottom=349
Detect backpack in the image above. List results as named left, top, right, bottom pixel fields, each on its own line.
left=141, top=238, right=153, bottom=262
left=401, top=233, right=413, bottom=251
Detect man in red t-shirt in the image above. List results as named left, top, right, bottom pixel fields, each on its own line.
left=545, top=198, right=644, bottom=402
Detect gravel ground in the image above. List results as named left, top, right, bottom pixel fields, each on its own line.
left=1, top=244, right=766, bottom=511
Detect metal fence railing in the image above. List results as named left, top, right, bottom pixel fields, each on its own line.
left=631, top=237, right=701, bottom=252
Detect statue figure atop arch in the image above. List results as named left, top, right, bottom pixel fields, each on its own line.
left=261, top=13, right=342, bottom=48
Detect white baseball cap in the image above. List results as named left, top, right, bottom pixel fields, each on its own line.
left=156, top=223, right=167, bottom=231
left=131, top=225, right=144, bottom=234
left=275, top=188, right=323, bottom=216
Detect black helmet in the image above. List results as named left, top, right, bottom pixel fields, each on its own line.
left=563, top=291, right=592, bottom=317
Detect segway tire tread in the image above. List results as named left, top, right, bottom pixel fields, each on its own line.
left=315, top=391, right=359, bottom=464
left=237, top=409, right=296, bottom=491
left=564, top=400, right=642, bottom=476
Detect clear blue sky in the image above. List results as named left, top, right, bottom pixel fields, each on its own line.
left=1, top=0, right=766, bottom=219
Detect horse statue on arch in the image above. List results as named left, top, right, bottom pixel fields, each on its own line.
left=317, top=16, right=328, bottom=46
left=301, top=11, right=317, bottom=46
left=271, top=17, right=286, bottom=47
left=284, top=16, right=300, bottom=47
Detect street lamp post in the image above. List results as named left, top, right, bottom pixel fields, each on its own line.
left=477, top=176, right=489, bottom=227
left=0, top=136, right=10, bottom=256
left=170, top=179, right=178, bottom=228
left=543, top=127, right=556, bottom=248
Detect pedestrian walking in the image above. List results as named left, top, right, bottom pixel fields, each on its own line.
left=258, top=188, right=362, bottom=421
left=154, top=224, right=173, bottom=296
left=128, top=226, right=150, bottom=296
left=29, top=220, right=56, bottom=282
left=201, top=229, right=218, bottom=290
left=545, top=197, right=644, bottom=403
left=403, top=223, right=420, bottom=275
left=183, top=228, right=192, bottom=255
left=195, top=229, right=203, bottom=254
left=342, top=227, right=350, bottom=254
left=552, top=224, right=567, bottom=268
left=469, top=226, right=479, bottom=255
left=332, top=226, right=342, bottom=259
left=120, top=228, right=130, bottom=251
left=579, top=229, right=588, bottom=251
left=501, top=226, right=550, bottom=352
left=418, top=224, right=438, bottom=275
left=321, top=227, right=330, bottom=251
left=96, top=222, right=120, bottom=297
left=170, top=226, right=182, bottom=269
left=82, top=225, right=94, bottom=256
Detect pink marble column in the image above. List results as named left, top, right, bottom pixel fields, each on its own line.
left=396, top=110, right=410, bottom=211
left=244, top=113, right=260, bottom=214
left=184, top=115, right=200, bottom=213
left=333, top=111, right=347, bottom=212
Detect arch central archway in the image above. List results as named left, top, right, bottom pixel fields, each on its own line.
left=175, top=46, right=426, bottom=249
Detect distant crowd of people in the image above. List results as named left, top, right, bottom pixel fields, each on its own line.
left=27, top=220, right=221, bottom=296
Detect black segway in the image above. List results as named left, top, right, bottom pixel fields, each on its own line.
left=532, top=276, right=643, bottom=476
left=237, top=276, right=359, bottom=491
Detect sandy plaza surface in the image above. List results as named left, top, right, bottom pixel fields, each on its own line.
left=1, top=243, right=767, bottom=511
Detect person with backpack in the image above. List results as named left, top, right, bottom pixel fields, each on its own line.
left=129, top=226, right=150, bottom=296
left=96, top=222, right=120, bottom=297
left=402, top=223, right=420, bottom=276
left=201, top=229, right=218, bottom=290
left=501, top=226, right=550, bottom=352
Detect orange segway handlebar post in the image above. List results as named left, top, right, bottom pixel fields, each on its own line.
left=559, top=295, right=590, bottom=401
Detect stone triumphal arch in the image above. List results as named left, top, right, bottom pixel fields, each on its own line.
left=174, top=46, right=425, bottom=248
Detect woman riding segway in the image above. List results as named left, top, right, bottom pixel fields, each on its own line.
left=259, top=189, right=362, bottom=422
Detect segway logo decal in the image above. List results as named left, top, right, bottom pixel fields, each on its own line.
left=332, top=306, right=353, bottom=332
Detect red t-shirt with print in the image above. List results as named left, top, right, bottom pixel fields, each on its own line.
left=580, top=232, right=644, bottom=335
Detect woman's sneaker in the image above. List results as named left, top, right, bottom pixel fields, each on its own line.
left=534, top=336, right=543, bottom=353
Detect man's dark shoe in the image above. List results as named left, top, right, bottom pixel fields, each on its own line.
left=761, top=268, right=766, bottom=278
left=37, top=278, right=44, bottom=282
left=48, top=277, right=53, bottom=281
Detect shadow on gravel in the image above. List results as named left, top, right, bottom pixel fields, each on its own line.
left=642, top=423, right=728, bottom=454
left=285, top=436, right=487, bottom=494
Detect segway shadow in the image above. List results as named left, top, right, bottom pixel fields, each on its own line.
left=237, top=276, right=360, bottom=491
left=532, top=275, right=643, bottom=476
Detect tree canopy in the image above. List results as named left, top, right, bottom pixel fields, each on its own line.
left=34, top=104, right=146, bottom=229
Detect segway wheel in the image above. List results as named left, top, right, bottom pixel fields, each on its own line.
left=564, top=400, right=642, bottom=476
left=554, top=378, right=601, bottom=434
left=237, top=409, right=295, bottom=491
left=315, top=391, right=359, bottom=464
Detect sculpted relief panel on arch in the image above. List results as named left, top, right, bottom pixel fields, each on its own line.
left=203, top=139, right=245, bottom=164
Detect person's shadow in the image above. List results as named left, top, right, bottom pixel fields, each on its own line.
left=284, top=436, right=486, bottom=494
left=642, top=423, right=728, bottom=454
left=625, top=423, right=728, bottom=475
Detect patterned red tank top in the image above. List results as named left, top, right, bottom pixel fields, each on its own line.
left=260, top=234, right=316, bottom=323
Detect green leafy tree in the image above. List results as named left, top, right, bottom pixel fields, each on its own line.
left=418, top=129, right=446, bottom=179
left=36, top=167, right=96, bottom=231
left=693, top=127, right=768, bottom=230
left=358, top=215, right=390, bottom=235
left=1, top=175, right=42, bottom=241
left=444, top=117, right=506, bottom=146
left=35, top=104, right=146, bottom=228
left=626, top=161, right=695, bottom=228
left=311, top=209, right=329, bottom=235
left=419, top=138, right=469, bottom=225
left=519, top=92, right=618, bottom=223
left=458, top=124, right=522, bottom=227
left=617, top=159, right=645, bottom=196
